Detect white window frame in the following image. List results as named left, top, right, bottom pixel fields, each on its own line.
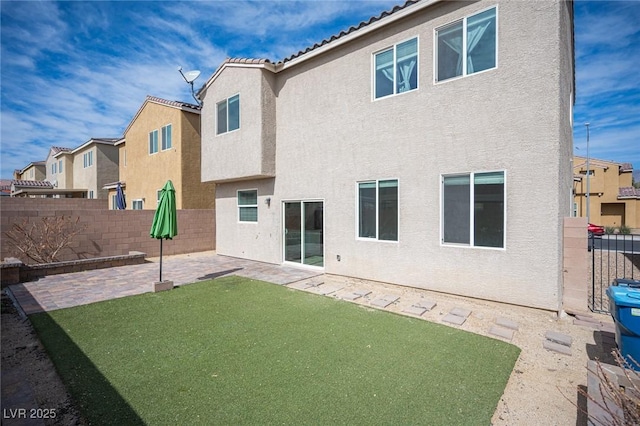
left=440, top=170, right=506, bottom=250
left=434, top=5, right=498, bottom=84
left=111, top=194, right=118, bottom=210
left=157, top=189, right=162, bottom=205
left=161, top=124, right=172, bottom=151
left=88, top=190, right=94, bottom=199
left=149, top=130, right=159, bottom=155
left=51, top=163, right=57, bottom=174
left=372, top=36, right=419, bottom=101
left=237, top=189, right=258, bottom=223
left=83, top=151, right=93, bottom=168
left=132, top=199, right=143, bottom=210
left=216, top=94, right=240, bottom=135
left=355, top=179, right=399, bottom=242
left=58, top=159, right=63, bottom=173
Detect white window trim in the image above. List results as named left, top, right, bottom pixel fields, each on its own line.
left=157, top=189, right=162, bottom=205
left=439, top=170, right=507, bottom=250
left=149, top=129, right=159, bottom=155
left=216, top=93, right=241, bottom=136
left=372, top=36, right=419, bottom=101
left=355, top=178, right=400, bottom=243
left=83, top=151, right=94, bottom=168
left=132, top=199, right=144, bottom=210
left=237, top=188, right=258, bottom=223
left=433, top=5, right=498, bottom=85
left=281, top=198, right=326, bottom=270
left=161, top=123, right=173, bottom=151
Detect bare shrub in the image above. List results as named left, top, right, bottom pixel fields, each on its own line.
left=4, top=216, right=87, bottom=264
left=581, top=350, right=640, bottom=425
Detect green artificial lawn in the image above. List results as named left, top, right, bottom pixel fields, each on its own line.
left=30, top=277, right=520, bottom=425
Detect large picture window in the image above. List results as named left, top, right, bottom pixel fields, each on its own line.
left=238, top=189, right=257, bottom=222
left=436, top=7, right=497, bottom=82
left=442, top=171, right=505, bottom=248
left=358, top=179, right=398, bottom=241
left=217, top=94, right=240, bottom=135
left=374, top=38, right=418, bottom=99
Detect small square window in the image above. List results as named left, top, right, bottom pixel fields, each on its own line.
left=238, top=189, right=257, bottom=222
left=374, top=38, right=418, bottom=99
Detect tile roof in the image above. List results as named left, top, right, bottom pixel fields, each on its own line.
left=12, top=180, right=53, bottom=188
left=280, top=0, right=420, bottom=64
left=146, top=95, right=200, bottom=111
left=621, top=163, right=633, bottom=172
left=51, top=146, right=72, bottom=154
left=619, top=187, right=640, bottom=198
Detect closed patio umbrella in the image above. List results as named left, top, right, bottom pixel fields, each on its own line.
left=115, top=182, right=126, bottom=210
left=150, top=180, right=177, bottom=282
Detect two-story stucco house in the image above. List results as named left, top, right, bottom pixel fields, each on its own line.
left=199, top=0, right=575, bottom=311
left=574, top=156, right=640, bottom=230
left=14, top=161, right=46, bottom=181
left=111, top=96, right=215, bottom=210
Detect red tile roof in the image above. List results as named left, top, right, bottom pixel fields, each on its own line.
left=146, top=95, right=200, bottom=111
left=281, top=0, right=420, bottom=64
left=12, top=180, right=53, bottom=188
left=619, top=187, right=640, bottom=198
left=51, top=146, right=72, bottom=154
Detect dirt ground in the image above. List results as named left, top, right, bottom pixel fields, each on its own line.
left=1, top=275, right=618, bottom=425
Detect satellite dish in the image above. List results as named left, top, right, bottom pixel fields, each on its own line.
left=184, top=70, right=201, bottom=83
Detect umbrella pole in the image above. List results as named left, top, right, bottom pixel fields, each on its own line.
left=160, top=238, right=163, bottom=282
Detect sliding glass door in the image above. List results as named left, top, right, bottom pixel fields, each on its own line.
left=284, top=201, right=323, bottom=267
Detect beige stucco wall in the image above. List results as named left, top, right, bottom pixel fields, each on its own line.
left=200, top=68, right=276, bottom=182
left=96, top=144, right=119, bottom=199
left=204, top=0, right=574, bottom=310
left=55, top=154, right=73, bottom=189
left=21, top=165, right=46, bottom=181
left=181, top=110, right=216, bottom=209
left=72, top=146, right=97, bottom=197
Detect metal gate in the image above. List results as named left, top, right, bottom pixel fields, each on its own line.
left=590, top=233, right=640, bottom=313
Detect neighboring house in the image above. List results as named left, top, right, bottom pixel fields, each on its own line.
left=68, top=138, right=119, bottom=199
left=574, top=156, right=640, bottom=230
left=199, top=0, right=575, bottom=311
left=0, top=179, right=12, bottom=196
left=113, top=95, right=215, bottom=210
left=12, top=140, right=118, bottom=198
left=14, top=161, right=46, bottom=181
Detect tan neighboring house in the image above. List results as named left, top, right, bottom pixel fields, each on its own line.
left=14, top=161, right=46, bottom=181
left=11, top=141, right=118, bottom=198
left=574, top=156, right=640, bottom=230
left=199, top=0, right=575, bottom=311
left=110, top=95, right=214, bottom=210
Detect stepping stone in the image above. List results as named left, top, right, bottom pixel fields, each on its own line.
left=302, top=281, right=323, bottom=289
left=370, top=295, right=399, bottom=308
left=314, top=285, right=344, bottom=295
left=543, top=340, right=572, bottom=356
left=496, top=317, right=519, bottom=331
left=574, top=319, right=601, bottom=329
left=545, top=331, right=572, bottom=347
left=412, top=300, right=437, bottom=311
left=403, top=305, right=427, bottom=316
left=442, top=313, right=466, bottom=326
left=450, top=307, right=471, bottom=318
left=339, top=289, right=371, bottom=301
left=489, top=325, right=514, bottom=341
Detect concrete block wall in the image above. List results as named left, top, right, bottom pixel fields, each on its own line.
left=1, top=198, right=215, bottom=262
left=563, top=217, right=589, bottom=314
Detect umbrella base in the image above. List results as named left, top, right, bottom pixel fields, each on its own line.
left=153, top=280, right=174, bottom=292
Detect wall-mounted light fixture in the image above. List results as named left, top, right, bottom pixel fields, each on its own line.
left=265, top=197, right=271, bottom=207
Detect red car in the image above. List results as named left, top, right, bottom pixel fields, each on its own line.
left=588, top=223, right=605, bottom=236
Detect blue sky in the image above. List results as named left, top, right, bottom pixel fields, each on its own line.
left=1, top=1, right=639, bottom=179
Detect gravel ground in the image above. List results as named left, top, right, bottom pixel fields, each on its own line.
left=1, top=274, right=618, bottom=425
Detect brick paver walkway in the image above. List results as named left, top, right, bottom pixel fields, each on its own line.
left=9, top=251, right=322, bottom=314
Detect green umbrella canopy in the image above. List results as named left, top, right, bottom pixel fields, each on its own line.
left=150, top=180, right=177, bottom=240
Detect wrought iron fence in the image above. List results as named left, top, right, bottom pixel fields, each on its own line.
left=590, top=233, right=640, bottom=313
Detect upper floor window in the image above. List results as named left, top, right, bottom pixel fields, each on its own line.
left=58, top=160, right=63, bottom=173
left=162, top=124, right=172, bottom=150
left=237, top=189, right=257, bottom=222
left=83, top=151, right=93, bottom=168
left=157, top=189, right=162, bottom=205
left=217, top=94, right=240, bottom=135
left=149, top=130, right=159, bottom=154
left=358, top=179, right=398, bottom=241
left=436, top=7, right=497, bottom=82
left=30, top=169, right=34, bottom=178
left=442, top=171, right=505, bottom=248
left=374, top=37, right=418, bottom=99
left=51, top=163, right=57, bottom=174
